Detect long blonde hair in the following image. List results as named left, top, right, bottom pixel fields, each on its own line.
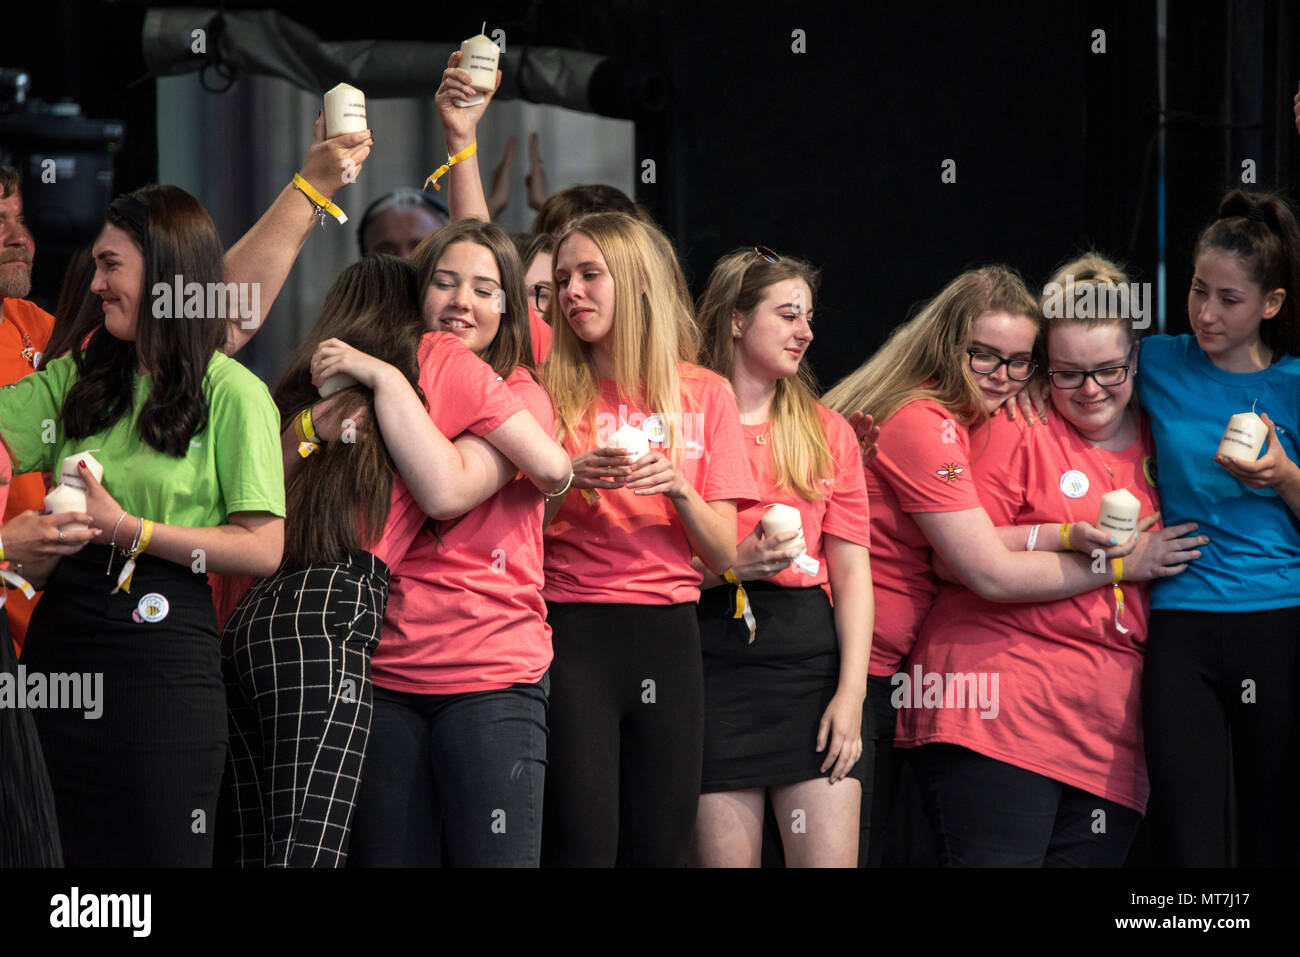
left=822, top=265, right=1042, bottom=427
left=698, top=248, right=832, bottom=500
left=544, top=212, right=699, bottom=455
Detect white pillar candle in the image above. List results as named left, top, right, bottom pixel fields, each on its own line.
left=318, top=373, right=358, bottom=398
left=457, top=25, right=500, bottom=106
left=323, top=83, right=367, bottom=137
left=44, top=484, right=88, bottom=530
left=58, top=451, right=103, bottom=491
left=609, top=424, right=651, bottom=459
left=1095, top=488, right=1141, bottom=544
left=1217, top=411, right=1266, bottom=461
left=760, top=504, right=820, bottom=575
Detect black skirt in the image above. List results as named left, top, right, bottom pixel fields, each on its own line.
left=19, top=545, right=227, bottom=867
left=0, top=611, right=62, bottom=866
left=698, top=580, right=866, bottom=792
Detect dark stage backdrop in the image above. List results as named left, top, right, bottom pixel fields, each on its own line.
left=5, top=0, right=1300, bottom=390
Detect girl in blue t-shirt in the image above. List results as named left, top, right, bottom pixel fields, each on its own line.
left=1137, top=189, right=1300, bottom=866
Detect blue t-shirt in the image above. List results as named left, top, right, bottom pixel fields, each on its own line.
left=1137, top=334, right=1300, bottom=610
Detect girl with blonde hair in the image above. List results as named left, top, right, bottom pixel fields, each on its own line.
left=690, top=247, right=872, bottom=867
left=540, top=212, right=758, bottom=866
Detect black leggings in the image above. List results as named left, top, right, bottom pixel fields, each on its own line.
left=909, top=743, right=1141, bottom=867
left=542, top=602, right=703, bottom=867
left=1142, top=606, right=1300, bottom=866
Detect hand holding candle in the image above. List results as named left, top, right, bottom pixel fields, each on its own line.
left=456, top=24, right=501, bottom=107
left=1095, top=488, right=1141, bottom=545
left=1217, top=410, right=1266, bottom=461
left=43, top=452, right=104, bottom=531
left=323, top=83, right=367, bottom=137
left=760, top=504, right=819, bottom=575
left=1215, top=411, right=1300, bottom=492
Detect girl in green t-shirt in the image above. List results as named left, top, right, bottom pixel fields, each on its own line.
left=0, top=184, right=285, bottom=867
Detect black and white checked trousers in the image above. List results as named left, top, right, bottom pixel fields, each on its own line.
left=217, top=552, right=389, bottom=867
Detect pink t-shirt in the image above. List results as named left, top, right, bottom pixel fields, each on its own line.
left=866, top=398, right=982, bottom=677
left=528, top=306, right=552, bottom=365
left=376, top=367, right=553, bottom=694
left=543, top=364, right=759, bottom=605
left=212, top=331, right=525, bottom=629
left=369, top=331, right=526, bottom=569
left=737, top=403, right=870, bottom=589
left=896, top=409, right=1159, bottom=813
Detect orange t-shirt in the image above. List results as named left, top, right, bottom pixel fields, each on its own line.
left=897, top=409, right=1158, bottom=812
left=0, top=298, right=53, bottom=651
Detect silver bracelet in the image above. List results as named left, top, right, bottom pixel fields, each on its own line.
left=542, top=471, right=575, bottom=499
left=1026, top=524, right=1041, bottom=552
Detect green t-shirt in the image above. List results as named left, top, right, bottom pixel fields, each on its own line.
left=0, top=351, right=285, bottom=527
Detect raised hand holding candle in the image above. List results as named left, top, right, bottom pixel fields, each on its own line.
left=609, top=424, right=651, bottom=460
left=1095, top=488, right=1141, bottom=544
left=760, top=504, right=820, bottom=575
left=457, top=24, right=500, bottom=107
left=323, top=83, right=367, bottom=137
left=59, top=451, right=103, bottom=490
left=1218, top=407, right=1267, bottom=461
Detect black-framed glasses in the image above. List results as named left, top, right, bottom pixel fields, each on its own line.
left=530, top=282, right=552, bottom=313
left=967, top=349, right=1037, bottom=381
left=1046, top=354, right=1134, bottom=389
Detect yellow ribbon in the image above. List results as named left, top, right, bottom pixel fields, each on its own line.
left=423, top=141, right=478, bottom=192
left=113, top=519, right=154, bottom=595
left=723, top=569, right=757, bottom=643
left=292, top=173, right=348, bottom=226
left=1111, top=558, right=1128, bottom=634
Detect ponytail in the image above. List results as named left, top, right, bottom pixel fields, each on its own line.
left=1195, top=189, right=1300, bottom=356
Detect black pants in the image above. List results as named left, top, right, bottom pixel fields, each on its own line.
left=218, top=553, right=389, bottom=868
left=21, top=546, right=226, bottom=867
left=909, top=743, right=1141, bottom=867
left=1143, top=606, right=1300, bottom=866
left=860, top=671, right=899, bottom=866
left=542, top=602, right=704, bottom=867
left=349, top=676, right=549, bottom=867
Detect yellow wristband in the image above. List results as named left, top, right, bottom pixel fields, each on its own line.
left=292, top=173, right=348, bottom=225
left=1060, top=522, right=1074, bottom=552
left=294, top=407, right=323, bottom=457
left=423, top=141, right=478, bottom=192
left=722, top=568, right=757, bottom=643
left=135, top=519, right=154, bottom=558
left=0, top=532, right=5, bottom=564
left=1111, top=556, right=1123, bottom=585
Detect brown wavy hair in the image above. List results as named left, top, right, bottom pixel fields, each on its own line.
left=273, top=256, right=424, bottom=566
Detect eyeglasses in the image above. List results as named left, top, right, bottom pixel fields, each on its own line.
left=754, top=245, right=780, bottom=264
left=530, top=282, right=552, bottom=313
left=1046, top=352, right=1134, bottom=389
left=967, top=350, right=1037, bottom=381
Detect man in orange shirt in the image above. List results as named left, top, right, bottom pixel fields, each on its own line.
left=0, top=166, right=54, bottom=651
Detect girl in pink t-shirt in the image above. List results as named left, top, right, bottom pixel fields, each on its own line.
left=688, top=248, right=872, bottom=868
left=541, top=212, right=758, bottom=867
left=822, top=265, right=1197, bottom=866
left=220, top=249, right=567, bottom=868
left=307, top=220, right=571, bottom=867
left=898, top=255, right=1206, bottom=866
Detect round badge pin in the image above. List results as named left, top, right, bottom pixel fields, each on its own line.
left=642, top=414, right=666, bottom=444
left=137, top=592, right=170, bottom=624
left=1143, top=455, right=1158, bottom=488
left=1059, top=469, right=1090, bottom=498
